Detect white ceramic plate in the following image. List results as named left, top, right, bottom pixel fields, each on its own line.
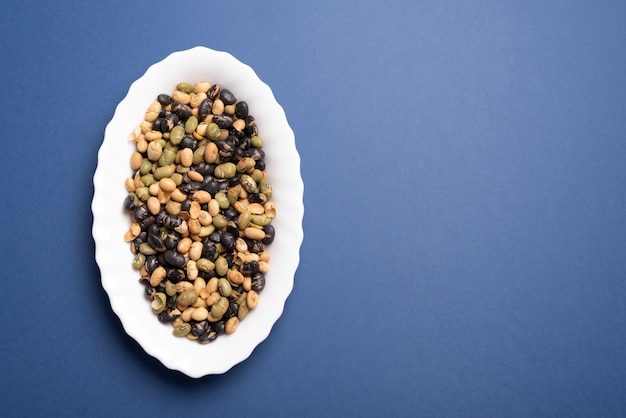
left=92, top=46, right=304, bottom=377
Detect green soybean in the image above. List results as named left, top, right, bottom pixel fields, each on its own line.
left=176, top=82, right=193, bottom=94
left=177, top=289, right=198, bottom=308
left=132, top=252, right=146, bottom=270
left=169, top=125, right=185, bottom=145
left=211, top=297, right=229, bottom=317
left=215, top=256, right=229, bottom=276
left=218, top=278, right=232, bottom=297
left=173, top=322, right=191, bottom=337
left=184, top=116, right=198, bottom=134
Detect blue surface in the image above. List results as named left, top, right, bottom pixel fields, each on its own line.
left=1, top=0, right=626, bottom=416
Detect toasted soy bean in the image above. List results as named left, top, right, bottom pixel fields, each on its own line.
left=125, top=81, right=276, bottom=345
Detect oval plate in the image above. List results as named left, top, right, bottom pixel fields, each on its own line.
left=92, top=46, right=304, bottom=377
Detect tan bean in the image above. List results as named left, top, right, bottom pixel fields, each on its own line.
left=124, top=177, right=136, bottom=193
left=206, top=277, right=219, bottom=294
left=147, top=196, right=161, bottom=215
left=177, top=237, right=192, bottom=254
left=150, top=266, right=166, bottom=287
left=189, top=92, right=207, bottom=108
left=244, top=227, right=266, bottom=240
left=144, top=130, right=162, bottom=141
left=225, top=317, right=239, bottom=334
left=247, top=290, right=259, bottom=309
left=170, top=188, right=187, bottom=203
left=130, top=152, right=143, bottom=170
left=194, top=82, right=210, bottom=93
left=265, top=201, right=277, bottom=218
left=204, top=142, right=218, bottom=163
left=135, top=136, right=148, bottom=153
left=195, top=123, right=208, bottom=137
left=188, top=241, right=203, bottom=260
left=232, top=118, right=246, bottom=132
left=147, top=141, right=162, bottom=161
left=159, top=177, right=176, bottom=193
left=243, top=276, right=252, bottom=292
left=192, top=190, right=212, bottom=204
left=198, top=211, right=212, bottom=226
left=259, top=261, right=269, bottom=274
left=207, top=199, right=220, bottom=216
left=212, top=99, right=224, bottom=115
left=181, top=307, right=195, bottom=322
left=228, top=269, right=244, bottom=285
left=193, top=277, right=206, bottom=292
left=172, top=90, right=190, bottom=105
left=176, top=281, right=194, bottom=293
left=191, top=307, right=209, bottom=321
left=186, top=260, right=199, bottom=280
left=188, top=218, right=201, bottom=235
left=259, top=251, right=270, bottom=262
left=189, top=201, right=201, bottom=219
left=179, top=147, right=193, bottom=167
left=187, top=170, right=204, bottom=182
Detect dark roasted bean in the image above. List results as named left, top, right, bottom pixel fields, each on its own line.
left=213, top=114, right=233, bottom=129
left=225, top=301, right=239, bottom=318
left=164, top=250, right=185, bottom=268
left=220, top=232, right=236, bottom=251
left=157, top=94, right=172, bottom=106
left=191, top=320, right=210, bottom=336
left=171, top=102, right=192, bottom=120
left=220, top=89, right=236, bottom=105
left=241, top=261, right=259, bottom=276
left=235, top=101, right=248, bottom=119
left=133, top=204, right=150, bottom=223
left=214, top=321, right=226, bottom=335
left=198, top=98, right=213, bottom=121
left=208, top=84, right=220, bottom=100
left=251, top=273, right=265, bottom=292
left=179, top=135, right=197, bottom=150
left=126, top=80, right=277, bottom=344
left=199, top=330, right=217, bottom=344
left=262, top=224, right=275, bottom=245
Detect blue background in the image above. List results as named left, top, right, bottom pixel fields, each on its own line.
left=1, top=0, right=625, bottom=416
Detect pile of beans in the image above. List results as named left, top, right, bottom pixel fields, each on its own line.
left=122, top=81, right=275, bottom=344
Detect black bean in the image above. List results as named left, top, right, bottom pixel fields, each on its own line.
left=179, top=135, right=197, bottom=150
left=220, top=89, right=236, bottom=105
left=224, top=301, right=239, bottom=318
left=201, top=240, right=218, bottom=260
left=133, top=204, right=150, bottom=223
left=220, top=231, right=236, bottom=251
left=235, top=101, right=248, bottom=119
left=213, top=114, right=233, bottom=129
left=144, top=284, right=153, bottom=300
left=198, top=98, right=213, bottom=121
left=199, top=331, right=217, bottom=344
left=145, top=255, right=159, bottom=274
left=171, top=102, right=191, bottom=120
left=201, top=179, right=221, bottom=195
left=208, top=84, right=220, bottom=100
left=157, top=94, right=172, bottom=106
left=191, top=320, right=210, bottom=337
left=262, top=224, right=275, bottom=245
left=214, top=321, right=226, bottom=335
left=124, top=194, right=137, bottom=211
left=241, top=261, right=259, bottom=276
left=164, top=250, right=186, bottom=268
left=251, top=273, right=265, bottom=292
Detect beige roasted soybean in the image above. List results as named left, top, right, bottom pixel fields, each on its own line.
left=123, top=81, right=275, bottom=345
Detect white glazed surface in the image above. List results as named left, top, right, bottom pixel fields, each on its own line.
left=92, top=46, right=304, bottom=378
